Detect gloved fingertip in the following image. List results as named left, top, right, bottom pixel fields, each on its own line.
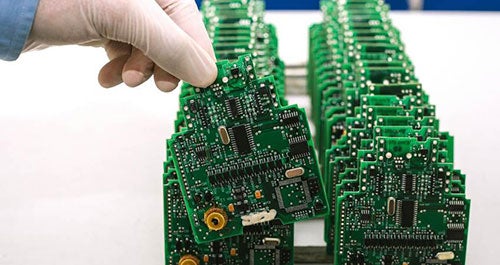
left=123, top=70, right=147, bottom=88
left=193, top=61, right=218, bottom=88
left=98, top=56, right=129, bottom=88
left=98, top=72, right=123, bottom=88
left=156, top=79, right=179, bottom=92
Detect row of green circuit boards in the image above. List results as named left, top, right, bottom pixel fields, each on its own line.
left=163, top=0, right=328, bottom=264
left=308, top=0, right=471, bottom=264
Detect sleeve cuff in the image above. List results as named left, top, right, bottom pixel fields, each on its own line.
left=0, top=0, right=40, bottom=61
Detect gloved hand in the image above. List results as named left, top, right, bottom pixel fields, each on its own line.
left=24, top=0, right=217, bottom=91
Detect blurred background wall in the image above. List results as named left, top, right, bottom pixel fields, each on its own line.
left=195, top=0, right=500, bottom=11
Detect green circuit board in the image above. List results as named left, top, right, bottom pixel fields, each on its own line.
left=164, top=178, right=294, bottom=265
left=308, top=0, right=471, bottom=264
left=163, top=1, right=318, bottom=262
left=168, top=54, right=328, bottom=243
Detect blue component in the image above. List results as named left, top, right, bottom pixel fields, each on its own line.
left=424, top=0, right=500, bottom=11
left=196, top=0, right=409, bottom=10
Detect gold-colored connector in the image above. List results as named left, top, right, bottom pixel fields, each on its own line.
left=178, top=254, right=199, bottom=265
left=204, top=207, right=228, bottom=231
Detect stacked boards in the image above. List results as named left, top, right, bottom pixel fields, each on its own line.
left=164, top=0, right=328, bottom=264
left=308, top=0, right=470, bottom=264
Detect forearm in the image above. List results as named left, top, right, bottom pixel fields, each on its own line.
left=0, top=0, right=40, bottom=61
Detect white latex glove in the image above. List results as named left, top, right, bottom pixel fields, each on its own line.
left=24, top=0, right=217, bottom=91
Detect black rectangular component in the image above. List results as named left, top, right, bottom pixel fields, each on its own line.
left=230, top=124, right=252, bottom=154
left=258, top=86, right=269, bottom=96
left=447, top=227, right=465, bottom=241
left=401, top=200, right=416, bottom=228
left=281, top=111, right=300, bottom=127
left=403, top=174, right=415, bottom=193
left=283, top=115, right=300, bottom=126
left=290, top=141, right=309, bottom=157
left=230, top=67, right=240, bottom=76
left=383, top=255, right=393, bottom=265
left=449, top=202, right=465, bottom=212
left=360, top=210, right=371, bottom=222
left=195, top=146, right=206, bottom=161
left=226, top=98, right=242, bottom=118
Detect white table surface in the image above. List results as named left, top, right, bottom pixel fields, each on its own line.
left=0, top=11, right=499, bottom=265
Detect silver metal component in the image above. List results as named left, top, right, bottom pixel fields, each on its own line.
left=387, top=197, right=396, bottom=216
left=218, top=125, right=230, bottom=145
left=436, top=251, right=455, bottom=260
left=262, top=237, right=281, bottom=246
left=285, top=167, right=305, bottom=178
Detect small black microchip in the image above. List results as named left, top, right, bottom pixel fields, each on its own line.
left=230, top=124, right=253, bottom=154
left=283, top=115, right=300, bottom=126
left=403, top=174, right=415, bottom=193
left=189, top=100, right=198, bottom=112
left=236, top=203, right=250, bottom=213
left=230, top=67, right=240, bottom=76
left=447, top=226, right=465, bottom=241
left=360, top=209, right=371, bottom=222
left=382, top=255, right=393, bottom=265
left=290, top=141, right=309, bottom=157
left=195, top=146, right=207, bottom=161
left=400, top=200, right=416, bottom=228
left=226, top=98, right=242, bottom=118
left=449, top=201, right=465, bottom=212
left=258, top=86, right=270, bottom=97
left=281, top=111, right=300, bottom=127
left=243, top=224, right=263, bottom=233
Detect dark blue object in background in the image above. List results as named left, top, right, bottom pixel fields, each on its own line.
left=195, top=0, right=500, bottom=11
left=265, top=0, right=319, bottom=10
left=424, top=0, right=500, bottom=11
left=385, top=0, right=409, bottom=10
left=194, top=0, right=408, bottom=10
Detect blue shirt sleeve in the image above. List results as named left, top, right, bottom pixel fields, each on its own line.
left=0, top=0, right=40, bottom=61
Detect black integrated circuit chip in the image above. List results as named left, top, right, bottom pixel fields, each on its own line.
left=403, top=174, right=415, bottom=193
left=449, top=200, right=465, bottom=212
left=284, top=115, right=300, bottom=126
left=226, top=98, right=242, bottom=118
left=290, top=138, right=310, bottom=157
left=195, top=146, right=207, bottom=161
left=447, top=224, right=465, bottom=241
left=400, top=200, right=416, bottom=228
left=230, top=124, right=253, bottom=154
left=382, top=255, right=393, bottom=265
left=281, top=111, right=300, bottom=127
left=231, top=67, right=240, bottom=76
left=360, top=209, right=371, bottom=222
